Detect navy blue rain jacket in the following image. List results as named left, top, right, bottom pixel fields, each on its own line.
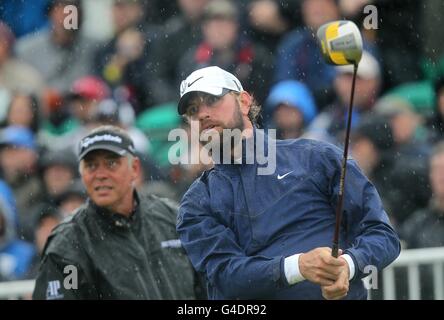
left=177, top=130, right=400, bottom=299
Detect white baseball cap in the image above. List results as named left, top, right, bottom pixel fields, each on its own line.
left=178, top=66, right=243, bottom=115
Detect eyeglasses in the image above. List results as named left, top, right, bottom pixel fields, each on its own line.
left=185, top=91, right=231, bottom=118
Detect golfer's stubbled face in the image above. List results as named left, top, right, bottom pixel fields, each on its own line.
left=186, top=92, right=244, bottom=137
left=80, top=150, right=139, bottom=213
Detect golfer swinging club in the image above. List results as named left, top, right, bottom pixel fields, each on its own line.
left=176, top=20, right=400, bottom=300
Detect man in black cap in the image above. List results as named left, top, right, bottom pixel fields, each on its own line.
left=33, top=125, right=202, bottom=299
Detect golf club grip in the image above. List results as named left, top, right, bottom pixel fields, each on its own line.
left=332, top=243, right=339, bottom=258
left=332, top=63, right=358, bottom=257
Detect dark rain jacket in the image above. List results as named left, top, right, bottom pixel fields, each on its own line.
left=33, top=192, right=201, bottom=299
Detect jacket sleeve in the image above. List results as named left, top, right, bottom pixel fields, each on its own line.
left=323, top=145, right=401, bottom=281
left=177, top=181, right=289, bottom=299
left=32, top=254, right=92, bottom=300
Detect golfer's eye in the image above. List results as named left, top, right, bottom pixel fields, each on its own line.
left=187, top=105, right=199, bottom=117
left=204, top=95, right=219, bottom=106
left=84, top=162, right=97, bottom=171
left=106, top=159, right=118, bottom=169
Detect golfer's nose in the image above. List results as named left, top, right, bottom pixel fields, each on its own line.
left=197, top=104, right=211, bottom=120
left=94, top=162, right=110, bottom=179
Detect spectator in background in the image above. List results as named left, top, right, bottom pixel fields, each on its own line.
left=135, top=152, right=182, bottom=202
left=0, top=195, right=35, bottom=281
left=150, top=0, right=209, bottom=103
left=305, top=51, right=381, bottom=145
left=0, top=21, right=43, bottom=95
left=401, top=142, right=444, bottom=249
left=38, top=89, right=69, bottom=135
left=68, top=76, right=111, bottom=126
left=94, top=0, right=163, bottom=113
left=350, top=116, right=396, bottom=221
left=0, top=126, right=44, bottom=241
left=400, top=142, right=444, bottom=299
left=0, top=187, right=35, bottom=282
left=50, top=76, right=152, bottom=155
left=427, top=76, right=444, bottom=144
left=0, top=180, right=17, bottom=248
left=178, top=0, right=274, bottom=105
left=88, top=98, right=150, bottom=154
left=274, top=0, right=340, bottom=108
left=263, top=80, right=317, bottom=139
left=401, top=142, right=444, bottom=248
left=373, top=96, right=431, bottom=226
left=143, top=0, right=179, bottom=24
left=374, top=97, right=428, bottom=151
left=63, top=76, right=112, bottom=152
left=0, top=0, right=49, bottom=38
left=27, top=205, right=62, bottom=279
left=38, top=149, right=78, bottom=206
left=39, top=76, right=110, bottom=152
left=33, top=207, right=62, bottom=256
left=244, top=0, right=293, bottom=54
left=28, top=180, right=85, bottom=280
left=339, top=0, right=423, bottom=92
left=54, top=179, right=86, bottom=218
left=0, top=180, right=16, bottom=223
left=15, top=0, right=97, bottom=93
left=421, top=0, right=444, bottom=62
left=1, top=92, right=41, bottom=133
left=112, top=0, right=148, bottom=34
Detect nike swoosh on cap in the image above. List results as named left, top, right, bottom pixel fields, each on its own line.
left=187, top=76, right=204, bottom=88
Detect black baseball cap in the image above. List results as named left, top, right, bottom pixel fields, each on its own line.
left=78, top=128, right=136, bottom=161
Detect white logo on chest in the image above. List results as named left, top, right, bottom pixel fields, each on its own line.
left=277, top=171, right=293, bottom=180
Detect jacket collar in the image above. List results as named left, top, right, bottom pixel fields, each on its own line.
left=89, top=190, right=140, bottom=229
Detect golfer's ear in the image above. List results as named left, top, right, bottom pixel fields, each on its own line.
left=238, top=91, right=252, bottom=116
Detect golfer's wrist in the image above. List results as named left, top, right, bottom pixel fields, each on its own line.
left=284, top=253, right=356, bottom=285
left=340, top=254, right=355, bottom=280
left=284, top=254, right=305, bottom=285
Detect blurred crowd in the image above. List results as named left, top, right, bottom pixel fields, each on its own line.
left=0, top=0, right=444, bottom=294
